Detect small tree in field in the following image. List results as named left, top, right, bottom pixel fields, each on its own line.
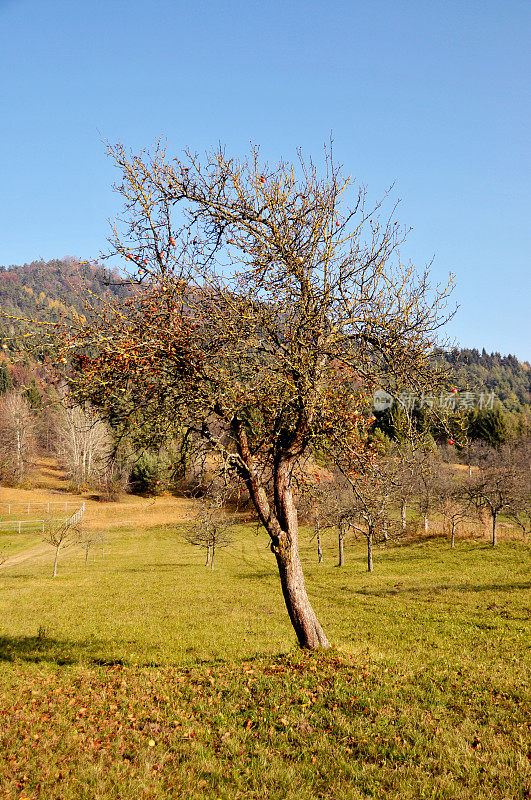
left=41, top=142, right=452, bottom=649
left=415, top=455, right=441, bottom=535
left=184, top=494, right=233, bottom=569
left=338, top=465, right=400, bottom=573
left=434, top=467, right=471, bottom=547
left=43, top=519, right=77, bottom=578
left=466, top=442, right=530, bottom=546
left=298, top=476, right=346, bottom=564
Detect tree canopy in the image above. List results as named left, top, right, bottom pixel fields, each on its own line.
left=34, top=142, right=454, bottom=649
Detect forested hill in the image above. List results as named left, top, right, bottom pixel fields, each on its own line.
left=0, top=257, right=126, bottom=332
left=0, top=258, right=529, bottom=413
left=438, top=349, right=530, bottom=412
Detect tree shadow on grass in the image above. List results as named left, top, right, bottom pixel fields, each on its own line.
left=0, top=634, right=128, bottom=667
left=352, top=581, right=531, bottom=598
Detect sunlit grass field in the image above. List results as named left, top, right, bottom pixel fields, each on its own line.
left=0, top=496, right=529, bottom=799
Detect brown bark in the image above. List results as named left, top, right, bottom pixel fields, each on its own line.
left=338, top=526, right=345, bottom=567
left=451, top=520, right=455, bottom=548
left=492, top=511, right=497, bottom=547
left=316, top=520, right=323, bottom=563
left=367, top=530, right=373, bottom=573
left=235, top=420, right=330, bottom=650
left=53, top=545, right=60, bottom=578
left=270, top=460, right=329, bottom=649
left=273, top=535, right=330, bottom=649
left=401, top=498, right=407, bottom=531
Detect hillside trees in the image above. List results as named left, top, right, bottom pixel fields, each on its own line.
left=44, top=142, right=453, bottom=649
left=0, top=393, right=35, bottom=483
left=54, top=405, right=113, bottom=491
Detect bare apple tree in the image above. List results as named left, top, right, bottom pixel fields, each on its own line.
left=184, top=492, right=234, bottom=569
left=465, top=442, right=530, bottom=546
left=43, top=519, right=78, bottom=578
left=43, top=141, right=452, bottom=649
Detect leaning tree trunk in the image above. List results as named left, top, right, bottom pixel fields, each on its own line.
left=270, top=461, right=330, bottom=650
left=273, top=535, right=330, bottom=649
left=235, top=419, right=330, bottom=651
left=491, top=510, right=498, bottom=547
left=367, top=530, right=374, bottom=573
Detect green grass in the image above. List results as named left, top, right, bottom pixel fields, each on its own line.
left=0, top=530, right=43, bottom=557
left=0, top=522, right=529, bottom=799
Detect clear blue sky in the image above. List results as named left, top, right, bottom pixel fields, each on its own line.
left=1, top=0, right=529, bottom=359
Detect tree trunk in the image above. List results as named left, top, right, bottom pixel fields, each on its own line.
left=451, top=519, right=455, bottom=548
left=316, top=520, right=323, bottom=564
left=367, top=531, right=373, bottom=573
left=424, top=514, right=429, bottom=534
left=85, top=545, right=89, bottom=566
left=205, top=544, right=211, bottom=567
left=273, top=535, right=330, bottom=649
left=401, top=498, right=407, bottom=531
left=53, top=544, right=60, bottom=577
left=235, top=421, right=329, bottom=651
left=270, top=461, right=330, bottom=650
left=338, top=527, right=344, bottom=567
left=492, top=511, right=497, bottom=547
left=210, top=541, right=215, bottom=569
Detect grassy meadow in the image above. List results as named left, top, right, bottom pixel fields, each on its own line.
left=0, top=484, right=529, bottom=799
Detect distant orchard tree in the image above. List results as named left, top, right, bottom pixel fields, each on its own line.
left=465, top=442, right=529, bottom=546
left=434, top=466, right=471, bottom=547
left=184, top=493, right=234, bottom=569
left=338, top=465, right=400, bottom=573
left=43, top=519, right=79, bottom=578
